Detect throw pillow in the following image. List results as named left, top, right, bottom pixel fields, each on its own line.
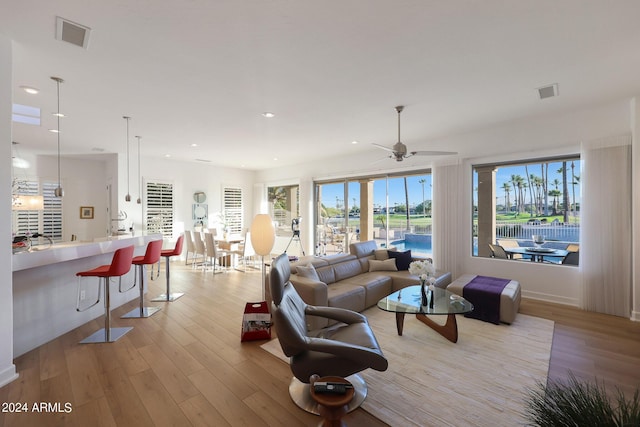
left=296, top=263, right=320, bottom=281
left=388, top=249, right=412, bottom=271
left=374, top=249, right=390, bottom=260
left=369, top=258, right=398, bottom=272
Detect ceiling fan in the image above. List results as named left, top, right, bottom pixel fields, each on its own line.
left=372, top=105, right=457, bottom=161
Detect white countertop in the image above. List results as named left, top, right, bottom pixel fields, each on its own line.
left=12, top=233, right=163, bottom=272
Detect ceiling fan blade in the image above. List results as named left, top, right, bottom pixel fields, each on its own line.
left=410, top=150, right=458, bottom=156
left=372, top=143, right=394, bottom=152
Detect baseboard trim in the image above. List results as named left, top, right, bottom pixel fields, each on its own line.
left=0, top=364, right=19, bottom=388
left=521, top=290, right=579, bottom=307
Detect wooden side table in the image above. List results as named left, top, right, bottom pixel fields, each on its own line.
left=309, top=376, right=354, bottom=427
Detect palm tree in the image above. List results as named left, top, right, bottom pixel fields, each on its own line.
left=571, top=161, right=580, bottom=219
left=542, top=163, right=549, bottom=216
left=548, top=189, right=561, bottom=215
left=403, top=177, right=410, bottom=231
left=502, top=182, right=511, bottom=214
left=525, top=166, right=535, bottom=217
left=560, top=163, right=569, bottom=223
left=418, top=178, right=427, bottom=217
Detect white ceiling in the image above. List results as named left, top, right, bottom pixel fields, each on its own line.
left=4, top=0, right=640, bottom=170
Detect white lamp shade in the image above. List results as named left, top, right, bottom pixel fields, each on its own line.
left=250, top=214, right=275, bottom=256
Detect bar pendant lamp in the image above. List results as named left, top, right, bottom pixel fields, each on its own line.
left=250, top=214, right=275, bottom=301
left=123, top=116, right=131, bottom=202
left=135, top=136, right=142, bottom=204
left=51, top=77, right=64, bottom=197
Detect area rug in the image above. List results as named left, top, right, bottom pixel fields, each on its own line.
left=261, top=307, right=554, bottom=427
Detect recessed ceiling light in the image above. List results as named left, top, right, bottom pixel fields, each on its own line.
left=273, top=157, right=278, bottom=161
left=262, top=112, right=275, bottom=118
left=20, top=86, right=39, bottom=94
left=351, top=140, right=359, bottom=144
left=164, top=154, right=171, bottom=158
left=49, top=129, right=60, bottom=133
left=52, top=112, right=66, bottom=117
left=190, top=143, right=198, bottom=147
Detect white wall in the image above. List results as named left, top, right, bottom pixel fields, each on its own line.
left=118, top=156, right=256, bottom=245
left=33, top=154, right=113, bottom=241
left=255, top=100, right=633, bottom=308
left=1, top=34, right=18, bottom=387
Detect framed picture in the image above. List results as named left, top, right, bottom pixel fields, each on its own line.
left=80, top=206, right=94, bottom=219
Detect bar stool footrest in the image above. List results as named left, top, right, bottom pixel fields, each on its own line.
left=80, top=327, right=133, bottom=344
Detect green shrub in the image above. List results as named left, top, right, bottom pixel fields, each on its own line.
left=524, top=374, right=640, bottom=426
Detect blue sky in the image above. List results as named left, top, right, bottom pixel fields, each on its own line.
left=319, top=159, right=581, bottom=210
left=319, top=174, right=432, bottom=209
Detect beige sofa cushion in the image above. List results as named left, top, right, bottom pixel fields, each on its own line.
left=327, top=282, right=366, bottom=312
left=368, top=258, right=398, bottom=272
left=333, top=259, right=365, bottom=281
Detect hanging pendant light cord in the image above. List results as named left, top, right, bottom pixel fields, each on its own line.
left=136, top=136, right=141, bottom=204
left=56, top=80, right=61, bottom=190
left=123, top=116, right=131, bottom=201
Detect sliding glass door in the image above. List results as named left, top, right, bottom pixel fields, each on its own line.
left=315, top=171, right=432, bottom=256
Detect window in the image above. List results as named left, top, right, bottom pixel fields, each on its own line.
left=472, top=156, right=581, bottom=264
left=223, top=187, right=243, bottom=234
left=13, top=179, right=63, bottom=243
left=315, top=170, right=432, bottom=256
left=268, top=185, right=299, bottom=228
left=42, top=181, right=63, bottom=241
left=146, top=181, right=174, bottom=239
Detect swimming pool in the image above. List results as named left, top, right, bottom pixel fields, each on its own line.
left=387, top=234, right=432, bottom=257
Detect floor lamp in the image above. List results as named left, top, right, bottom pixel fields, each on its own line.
left=250, top=214, right=275, bottom=301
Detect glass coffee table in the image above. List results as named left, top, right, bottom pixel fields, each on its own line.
left=377, top=285, right=474, bottom=343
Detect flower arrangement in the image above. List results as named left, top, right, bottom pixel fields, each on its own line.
left=408, top=259, right=436, bottom=285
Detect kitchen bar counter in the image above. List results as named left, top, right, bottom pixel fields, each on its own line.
left=12, top=233, right=163, bottom=356
left=12, top=234, right=160, bottom=272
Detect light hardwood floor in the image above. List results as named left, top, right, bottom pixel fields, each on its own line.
left=1, top=263, right=639, bottom=426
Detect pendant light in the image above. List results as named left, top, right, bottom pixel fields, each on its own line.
left=135, top=135, right=142, bottom=204
left=123, top=116, right=131, bottom=202
left=51, top=77, right=64, bottom=197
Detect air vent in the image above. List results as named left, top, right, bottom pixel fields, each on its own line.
left=56, top=17, right=91, bottom=49
left=537, top=83, right=559, bottom=100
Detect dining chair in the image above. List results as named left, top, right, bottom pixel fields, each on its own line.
left=488, top=243, right=509, bottom=259
left=204, top=232, right=229, bottom=273
left=184, top=230, right=198, bottom=265
left=232, top=230, right=256, bottom=272
left=497, top=239, right=523, bottom=259
left=562, top=251, right=579, bottom=265
left=192, top=231, right=206, bottom=269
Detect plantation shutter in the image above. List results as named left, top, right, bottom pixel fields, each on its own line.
left=42, top=181, right=63, bottom=241
left=13, top=180, right=40, bottom=237
left=223, top=187, right=243, bottom=234
left=146, top=181, right=174, bottom=239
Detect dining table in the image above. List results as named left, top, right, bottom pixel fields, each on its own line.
left=504, top=247, right=569, bottom=263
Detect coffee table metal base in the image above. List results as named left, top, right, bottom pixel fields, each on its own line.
left=395, top=312, right=459, bottom=343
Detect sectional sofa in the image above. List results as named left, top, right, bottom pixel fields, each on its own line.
left=287, top=240, right=451, bottom=330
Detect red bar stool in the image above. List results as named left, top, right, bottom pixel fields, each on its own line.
left=121, top=239, right=163, bottom=318
left=76, top=245, right=134, bottom=344
left=151, top=234, right=185, bottom=302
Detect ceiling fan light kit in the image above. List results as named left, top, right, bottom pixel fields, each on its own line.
left=372, top=105, right=457, bottom=161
